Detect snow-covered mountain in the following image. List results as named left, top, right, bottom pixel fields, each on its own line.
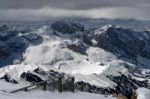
left=0, top=19, right=150, bottom=99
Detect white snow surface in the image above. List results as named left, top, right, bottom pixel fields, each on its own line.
left=0, top=91, right=114, bottom=99
left=0, top=23, right=150, bottom=99
left=0, top=80, right=114, bottom=99
left=137, top=88, right=150, bottom=99
left=0, top=25, right=135, bottom=88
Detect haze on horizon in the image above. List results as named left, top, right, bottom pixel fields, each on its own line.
left=0, top=0, right=150, bottom=21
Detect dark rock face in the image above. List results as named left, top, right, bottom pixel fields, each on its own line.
left=34, top=68, right=64, bottom=78
left=0, top=41, right=11, bottom=59
left=0, top=25, right=26, bottom=66
left=106, top=27, right=145, bottom=57
left=51, top=20, right=84, bottom=34
left=67, top=41, right=88, bottom=55
left=141, top=47, right=150, bottom=59
left=0, top=25, right=8, bottom=33
left=3, top=74, right=11, bottom=82
left=75, top=74, right=150, bottom=99
left=83, top=27, right=122, bottom=54
left=0, top=24, right=43, bottom=67
left=20, top=69, right=64, bottom=84
left=4, top=68, right=150, bottom=98
left=3, top=74, right=18, bottom=84
left=0, top=31, right=18, bottom=41
left=108, top=75, right=150, bottom=98
left=22, top=33, right=43, bottom=45
left=75, top=81, right=114, bottom=95
left=20, top=72, right=43, bottom=83
left=11, top=79, right=18, bottom=84
left=0, top=25, right=18, bottom=41
left=6, top=37, right=26, bottom=52
left=83, top=26, right=147, bottom=58
left=0, top=36, right=27, bottom=67
left=34, top=68, right=47, bottom=76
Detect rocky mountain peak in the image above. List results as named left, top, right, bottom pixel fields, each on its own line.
left=51, top=20, right=84, bottom=34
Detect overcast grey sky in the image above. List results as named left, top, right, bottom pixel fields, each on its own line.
left=0, top=0, right=150, bottom=21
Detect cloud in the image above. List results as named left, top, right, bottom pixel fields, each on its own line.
left=0, top=7, right=149, bottom=21
left=0, top=0, right=149, bottom=21
left=0, top=0, right=150, bottom=10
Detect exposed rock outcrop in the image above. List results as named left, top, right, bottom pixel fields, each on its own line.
left=75, top=74, right=150, bottom=99
left=83, top=25, right=148, bottom=59
left=67, top=41, right=88, bottom=55
left=51, top=20, right=84, bottom=34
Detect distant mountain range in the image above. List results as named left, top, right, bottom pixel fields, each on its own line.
left=0, top=19, right=150, bottom=99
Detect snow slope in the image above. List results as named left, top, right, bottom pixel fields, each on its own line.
left=137, top=88, right=150, bottom=99
left=0, top=91, right=114, bottom=99
left=0, top=81, right=114, bottom=99
left=0, top=21, right=149, bottom=88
